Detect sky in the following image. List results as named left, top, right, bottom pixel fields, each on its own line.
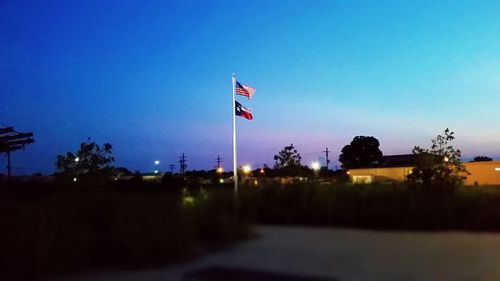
left=1, top=0, right=499, bottom=175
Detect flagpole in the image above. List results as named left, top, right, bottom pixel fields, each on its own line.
left=232, top=73, right=238, bottom=196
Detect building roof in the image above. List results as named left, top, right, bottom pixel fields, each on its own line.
left=381, top=154, right=416, bottom=167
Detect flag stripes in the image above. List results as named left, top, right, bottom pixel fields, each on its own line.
left=235, top=81, right=255, bottom=99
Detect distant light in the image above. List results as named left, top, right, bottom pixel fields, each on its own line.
left=346, top=170, right=351, bottom=175
left=154, top=170, right=158, bottom=174
left=443, top=156, right=449, bottom=162
left=260, top=168, right=265, bottom=174
left=73, top=177, right=77, bottom=182
left=183, top=196, right=195, bottom=205
left=311, top=161, right=321, bottom=171
left=254, top=180, right=259, bottom=186
left=219, top=178, right=224, bottom=184
left=495, top=168, right=500, bottom=172
left=242, top=165, right=251, bottom=174
left=154, top=160, right=160, bottom=165
left=216, top=167, right=224, bottom=174
left=74, top=157, right=79, bottom=162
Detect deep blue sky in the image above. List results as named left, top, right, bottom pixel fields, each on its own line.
left=1, top=0, right=499, bottom=175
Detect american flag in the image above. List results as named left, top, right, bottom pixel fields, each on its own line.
left=235, top=81, right=255, bottom=99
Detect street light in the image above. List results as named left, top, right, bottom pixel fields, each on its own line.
left=154, top=160, right=160, bottom=174
left=242, top=165, right=251, bottom=175
left=311, top=161, right=321, bottom=172
left=216, top=167, right=224, bottom=174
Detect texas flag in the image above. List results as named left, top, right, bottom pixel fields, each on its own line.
left=235, top=101, right=253, bottom=120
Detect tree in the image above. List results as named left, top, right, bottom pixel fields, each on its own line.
left=407, top=128, right=469, bottom=191
left=273, top=144, right=305, bottom=176
left=56, top=139, right=114, bottom=175
left=339, top=136, right=383, bottom=169
left=472, top=156, right=493, bottom=162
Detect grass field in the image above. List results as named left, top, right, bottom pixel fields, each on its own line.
left=0, top=181, right=250, bottom=280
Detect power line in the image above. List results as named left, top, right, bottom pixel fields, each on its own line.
left=179, top=153, right=187, bottom=174
left=168, top=164, right=175, bottom=174
left=215, top=155, right=222, bottom=169
left=323, top=147, right=331, bottom=170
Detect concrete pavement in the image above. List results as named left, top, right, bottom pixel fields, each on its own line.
left=56, top=225, right=500, bottom=280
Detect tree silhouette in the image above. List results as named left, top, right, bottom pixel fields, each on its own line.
left=274, top=144, right=304, bottom=176
left=407, top=128, right=469, bottom=191
left=339, top=136, right=383, bottom=169
left=56, top=139, right=114, bottom=175
left=472, top=156, right=493, bottom=162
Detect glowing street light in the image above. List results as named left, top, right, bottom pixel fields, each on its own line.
left=216, top=167, right=224, bottom=174
left=75, top=157, right=79, bottom=162
left=154, top=160, right=160, bottom=174
left=242, top=165, right=251, bottom=175
left=311, top=161, right=321, bottom=172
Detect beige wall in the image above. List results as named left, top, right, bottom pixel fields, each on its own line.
left=349, top=166, right=414, bottom=183
left=464, top=161, right=500, bottom=185
left=349, top=161, right=500, bottom=186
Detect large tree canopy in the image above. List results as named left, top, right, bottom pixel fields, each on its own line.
left=273, top=143, right=306, bottom=176
left=339, top=136, right=383, bottom=169
left=56, top=139, right=114, bottom=175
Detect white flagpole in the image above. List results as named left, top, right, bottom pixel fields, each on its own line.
left=232, top=73, right=238, bottom=196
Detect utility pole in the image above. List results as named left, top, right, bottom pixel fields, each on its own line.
left=215, top=155, right=222, bottom=169
left=7, top=150, right=11, bottom=178
left=168, top=164, right=175, bottom=174
left=323, top=147, right=331, bottom=170
left=179, top=153, right=187, bottom=174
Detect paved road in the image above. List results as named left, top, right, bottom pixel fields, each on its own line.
left=57, top=226, right=500, bottom=280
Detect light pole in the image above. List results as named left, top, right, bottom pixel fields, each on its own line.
left=311, top=161, right=321, bottom=179
left=154, top=160, right=160, bottom=174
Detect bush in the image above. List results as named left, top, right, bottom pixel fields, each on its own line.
left=236, top=182, right=500, bottom=231
left=407, top=128, right=469, bottom=192
left=0, top=181, right=251, bottom=280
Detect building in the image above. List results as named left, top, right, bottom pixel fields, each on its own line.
left=348, top=155, right=500, bottom=185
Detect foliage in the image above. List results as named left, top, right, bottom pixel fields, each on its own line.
left=238, top=182, right=500, bottom=231
left=273, top=144, right=306, bottom=176
left=472, top=156, right=493, bottom=162
left=0, top=181, right=250, bottom=280
left=56, top=139, right=114, bottom=175
left=407, top=128, right=469, bottom=191
left=339, top=136, right=383, bottom=169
